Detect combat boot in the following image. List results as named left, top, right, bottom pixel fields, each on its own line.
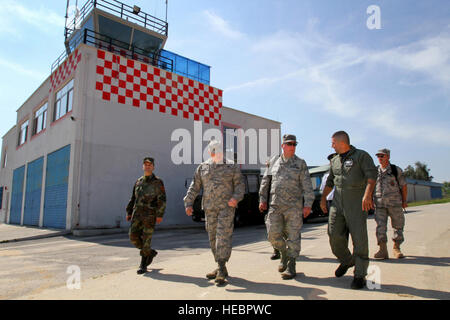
left=393, top=243, right=405, bottom=259
left=270, top=248, right=280, bottom=260
left=215, top=260, right=228, bottom=285
left=145, top=249, right=158, bottom=267
left=374, top=242, right=389, bottom=260
left=281, top=258, right=296, bottom=280
left=206, top=268, right=219, bottom=279
left=137, top=256, right=147, bottom=274
left=278, top=250, right=288, bottom=273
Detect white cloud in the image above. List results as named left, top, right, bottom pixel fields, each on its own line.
left=224, top=27, right=450, bottom=147
left=0, top=0, right=64, bottom=34
left=203, top=10, right=245, bottom=40
left=0, top=57, right=46, bottom=80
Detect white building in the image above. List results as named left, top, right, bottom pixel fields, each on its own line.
left=0, top=0, right=280, bottom=230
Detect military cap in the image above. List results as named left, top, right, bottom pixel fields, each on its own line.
left=282, top=134, right=298, bottom=145
left=207, top=140, right=223, bottom=154
left=376, top=148, right=390, bottom=157
left=143, top=157, right=154, bottom=164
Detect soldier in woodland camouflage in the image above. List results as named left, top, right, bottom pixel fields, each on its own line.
left=373, top=149, right=408, bottom=259
left=259, top=134, right=315, bottom=280
left=184, top=140, right=245, bottom=285
left=126, top=157, right=166, bottom=274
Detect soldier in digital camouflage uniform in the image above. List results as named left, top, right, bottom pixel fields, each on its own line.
left=259, top=134, right=315, bottom=280
left=126, top=157, right=166, bottom=274
left=184, top=140, right=245, bottom=285
left=373, top=148, right=408, bottom=259
left=320, top=131, right=377, bottom=290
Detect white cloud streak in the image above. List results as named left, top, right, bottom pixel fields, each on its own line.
left=221, top=23, right=450, bottom=147
left=0, top=0, right=64, bottom=34
left=203, top=10, right=245, bottom=40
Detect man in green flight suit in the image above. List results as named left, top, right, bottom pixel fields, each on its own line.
left=320, top=131, right=377, bottom=289
left=126, top=157, right=166, bottom=275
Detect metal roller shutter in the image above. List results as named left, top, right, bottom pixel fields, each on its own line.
left=10, top=166, right=25, bottom=225
left=23, top=157, right=44, bottom=226
left=43, top=145, right=71, bottom=229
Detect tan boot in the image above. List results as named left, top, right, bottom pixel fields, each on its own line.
left=278, top=250, right=288, bottom=273
left=393, top=243, right=405, bottom=259
left=215, top=260, right=228, bottom=285
left=374, top=242, right=389, bottom=259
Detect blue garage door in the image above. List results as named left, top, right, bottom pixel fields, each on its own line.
left=43, top=145, right=71, bottom=229
left=23, top=157, right=44, bottom=226
left=10, top=166, right=26, bottom=225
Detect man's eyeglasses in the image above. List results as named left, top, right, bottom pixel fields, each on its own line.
left=377, top=154, right=385, bottom=158
left=285, top=142, right=297, bottom=147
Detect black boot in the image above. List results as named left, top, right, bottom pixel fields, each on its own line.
left=281, top=258, right=296, bottom=280
left=137, top=256, right=147, bottom=274
left=145, top=249, right=158, bottom=267
left=335, top=262, right=355, bottom=278
left=351, top=277, right=366, bottom=289
left=270, top=248, right=280, bottom=260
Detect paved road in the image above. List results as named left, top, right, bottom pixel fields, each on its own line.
left=1, top=203, right=449, bottom=300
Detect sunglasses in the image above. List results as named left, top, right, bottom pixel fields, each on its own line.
left=285, top=142, right=297, bottom=147
left=376, top=155, right=385, bottom=158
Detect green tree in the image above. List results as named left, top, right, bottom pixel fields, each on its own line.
left=403, top=161, right=433, bottom=181
left=443, top=182, right=450, bottom=197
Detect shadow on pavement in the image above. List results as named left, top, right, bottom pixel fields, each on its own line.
left=225, top=275, right=327, bottom=300
left=144, top=268, right=215, bottom=288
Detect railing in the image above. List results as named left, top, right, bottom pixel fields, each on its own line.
left=65, top=0, right=168, bottom=41
left=52, top=29, right=173, bottom=74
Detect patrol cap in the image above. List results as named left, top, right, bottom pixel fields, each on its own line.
left=376, top=148, right=390, bottom=157
left=327, top=153, right=337, bottom=161
left=143, top=157, right=154, bottom=164
left=282, top=134, right=298, bottom=145
left=207, top=140, right=223, bottom=154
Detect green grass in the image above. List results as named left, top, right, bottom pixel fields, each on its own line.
left=408, top=196, right=450, bottom=207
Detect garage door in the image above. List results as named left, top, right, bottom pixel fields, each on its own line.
left=23, top=157, right=44, bottom=226
left=43, top=145, right=71, bottom=229
left=10, top=165, right=25, bottom=225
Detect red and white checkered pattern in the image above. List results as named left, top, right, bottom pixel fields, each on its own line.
left=50, top=49, right=82, bottom=91
left=95, top=49, right=223, bottom=126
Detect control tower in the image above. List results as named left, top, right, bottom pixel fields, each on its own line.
left=57, top=0, right=210, bottom=84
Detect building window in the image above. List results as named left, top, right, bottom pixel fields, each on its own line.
left=18, top=120, right=29, bottom=146
left=54, top=79, right=74, bottom=121
left=33, top=103, right=48, bottom=135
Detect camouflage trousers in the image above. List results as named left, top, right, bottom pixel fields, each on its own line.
left=375, top=206, right=405, bottom=245
left=205, top=207, right=235, bottom=262
left=266, top=206, right=303, bottom=258
left=129, top=215, right=156, bottom=257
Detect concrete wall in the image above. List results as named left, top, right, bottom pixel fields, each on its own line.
left=75, top=45, right=281, bottom=229
left=0, top=50, right=83, bottom=229
left=0, top=44, right=281, bottom=230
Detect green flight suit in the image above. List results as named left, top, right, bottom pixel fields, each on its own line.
left=326, top=146, right=377, bottom=278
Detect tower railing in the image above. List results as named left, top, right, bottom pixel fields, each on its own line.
left=65, top=0, right=168, bottom=42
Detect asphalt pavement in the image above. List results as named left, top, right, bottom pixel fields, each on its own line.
left=0, top=203, right=449, bottom=300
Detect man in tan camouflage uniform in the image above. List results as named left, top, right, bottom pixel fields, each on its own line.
left=184, top=140, right=245, bottom=285
left=373, top=148, right=408, bottom=259
left=126, top=157, right=166, bottom=274
left=259, top=134, right=315, bottom=280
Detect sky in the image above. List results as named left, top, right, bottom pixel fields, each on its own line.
left=0, top=0, right=449, bottom=182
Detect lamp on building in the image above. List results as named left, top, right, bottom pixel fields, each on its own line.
left=133, top=5, right=141, bottom=14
